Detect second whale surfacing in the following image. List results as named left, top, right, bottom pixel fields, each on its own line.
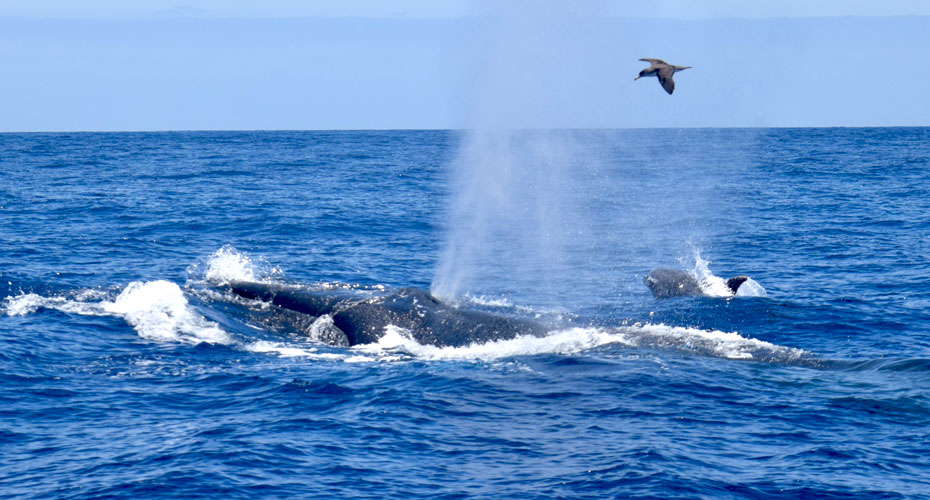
left=644, top=268, right=749, bottom=299
left=225, top=281, right=551, bottom=347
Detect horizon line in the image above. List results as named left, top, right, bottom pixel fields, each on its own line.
left=3, top=13, right=930, bottom=22
left=2, top=125, right=929, bottom=134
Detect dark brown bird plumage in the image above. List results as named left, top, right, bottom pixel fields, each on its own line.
left=635, top=58, right=691, bottom=95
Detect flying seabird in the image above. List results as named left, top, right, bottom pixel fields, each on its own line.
left=635, top=58, right=691, bottom=95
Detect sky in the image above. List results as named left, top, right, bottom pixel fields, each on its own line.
left=1, top=0, right=929, bottom=131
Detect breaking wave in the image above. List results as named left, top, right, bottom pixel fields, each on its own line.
left=345, top=322, right=806, bottom=364
left=4, top=280, right=231, bottom=345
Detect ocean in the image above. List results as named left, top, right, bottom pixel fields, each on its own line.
left=1, top=128, right=928, bottom=498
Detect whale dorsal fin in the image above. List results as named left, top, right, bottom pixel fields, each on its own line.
left=726, top=276, right=749, bottom=294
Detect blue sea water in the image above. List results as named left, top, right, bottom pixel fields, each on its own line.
left=1, top=128, right=929, bottom=499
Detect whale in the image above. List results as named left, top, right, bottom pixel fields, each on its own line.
left=225, top=281, right=551, bottom=347
left=644, top=268, right=749, bottom=299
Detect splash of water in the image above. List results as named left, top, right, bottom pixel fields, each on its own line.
left=680, top=246, right=767, bottom=297
left=103, top=280, right=232, bottom=344
left=4, top=281, right=232, bottom=345
left=686, top=250, right=735, bottom=297
left=186, top=244, right=283, bottom=286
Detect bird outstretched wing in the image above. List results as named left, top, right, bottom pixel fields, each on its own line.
left=656, top=68, right=675, bottom=94
left=639, top=58, right=667, bottom=65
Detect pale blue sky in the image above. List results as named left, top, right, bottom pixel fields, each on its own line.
left=2, top=0, right=929, bottom=130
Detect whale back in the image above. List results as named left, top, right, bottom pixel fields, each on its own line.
left=226, top=282, right=548, bottom=347
left=643, top=268, right=704, bottom=298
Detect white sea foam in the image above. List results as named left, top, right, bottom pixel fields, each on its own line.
left=4, top=292, right=111, bottom=317
left=624, top=323, right=797, bottom=360
left=205, top=245, right=258, bottom=283
left=735, top=278, right=767, bottom=297
left=4, top=281, right=232, bottom=345
left=685, top=249, right=767, bottom=298
left=102, top=280, right=232, bottom=344
left=343, top=322, right=804, bottom=363
left=363, top=326, right=621, bottom=362
left=188, top=244, right=282, bottom=286
left=690, top=252, right=735, bottom=297
left=244, top=340, right=344, bottom=360
left=4, top=293, right=53, bottom=316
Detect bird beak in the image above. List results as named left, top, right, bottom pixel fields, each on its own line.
left=634, top=76, right=640, bottom=80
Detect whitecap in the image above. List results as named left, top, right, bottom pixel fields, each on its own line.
left=344, top=322, right=805, bottom=364
left=102, top=280, right=232, bottom=344
left=4, top=281, right=232, bottom=346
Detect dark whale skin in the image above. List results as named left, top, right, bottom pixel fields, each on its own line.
left=228, top=281, right=550, bottom=347
left=643, top=269, right=749, bottom=299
